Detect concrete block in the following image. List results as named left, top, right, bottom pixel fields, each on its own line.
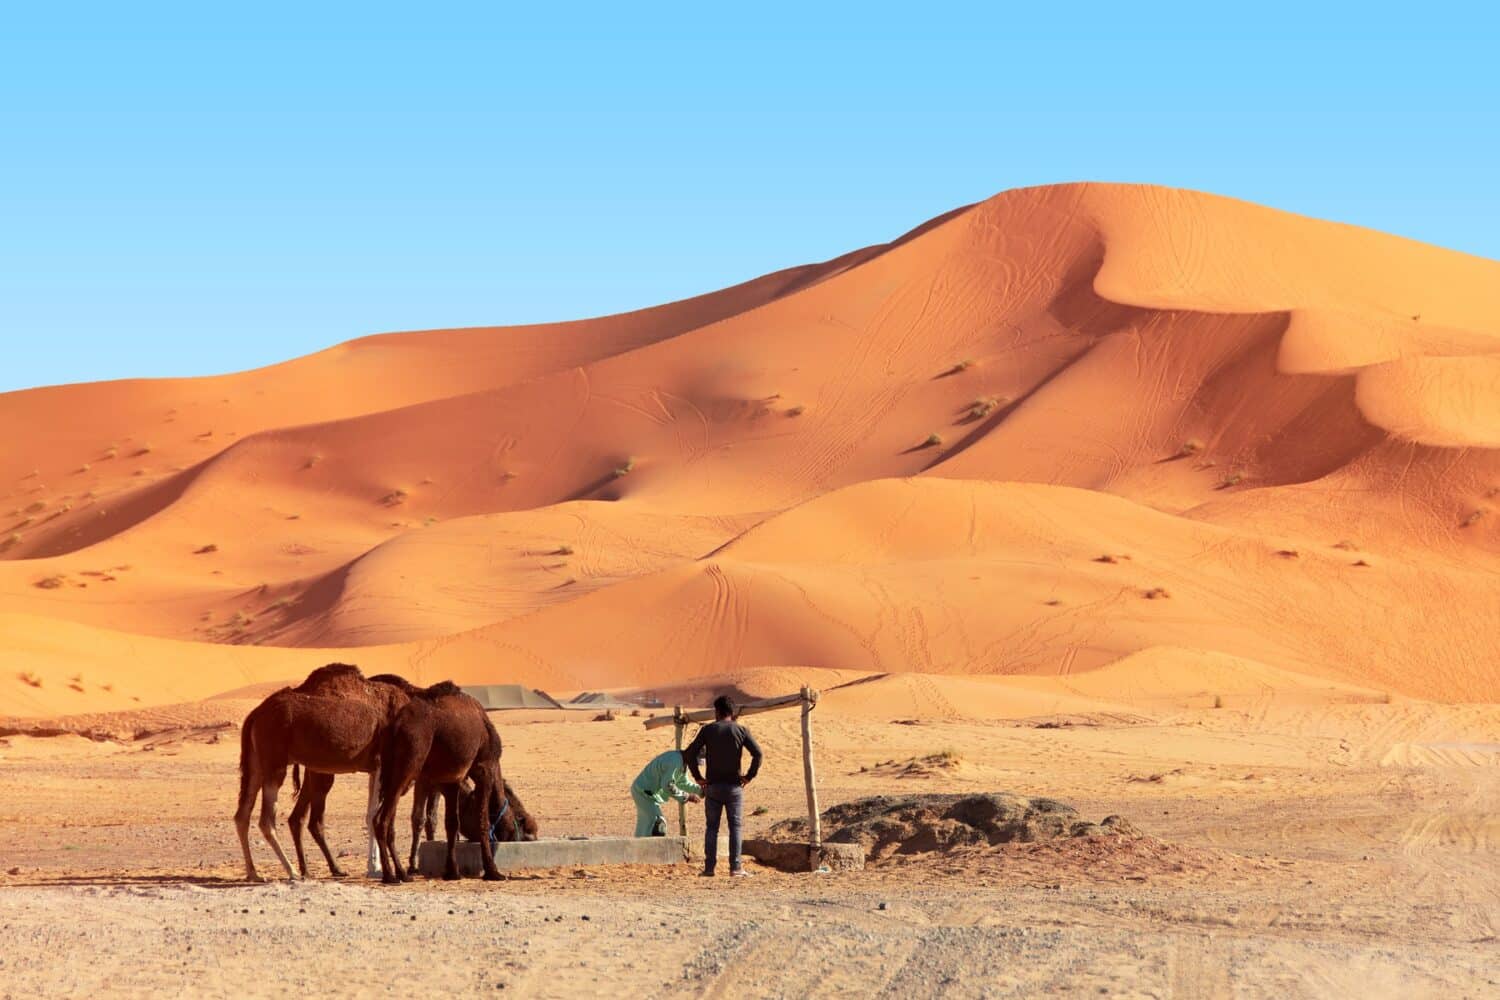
left=683, top=835, right=732, bottom=861
left=416, top=836, right=687, bottom=878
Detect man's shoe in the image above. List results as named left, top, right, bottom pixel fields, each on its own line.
left=730, top=868, right=753, bottom=878
left=698, top=869, right=715, bottom=877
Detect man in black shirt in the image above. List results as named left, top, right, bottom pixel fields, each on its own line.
left=682, top=695, right=763, bottom=877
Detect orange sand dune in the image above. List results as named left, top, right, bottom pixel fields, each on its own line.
left=2, top=182, right=1498, bottom=719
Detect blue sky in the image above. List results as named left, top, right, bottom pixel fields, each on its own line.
left=2, top=4, right=1496, bottom=392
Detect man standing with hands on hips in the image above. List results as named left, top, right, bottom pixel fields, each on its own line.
left=683, top=695, right=763, bottom=877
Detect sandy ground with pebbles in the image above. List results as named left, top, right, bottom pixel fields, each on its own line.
left=3, top=701, right=1498, bottom=998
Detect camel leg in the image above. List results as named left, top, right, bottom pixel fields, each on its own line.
left=374, top=759, right=416, bottom=885
left=287, top=771, right=316, bottom=878
left=408, top=781, right=429, bottom=873
left=474, top=766, right=504, bottom=882
left=389, top=805, right=410, bottom=883
left=424, top=785, right=439, bottom=842
left=306, top=773, right=346, bottom=878
left=442, top=784, right=461, bottom=880
left=364, top=767, right=382, bottom=879
left=373, top=797, right=399, bottom=885
left=376, top=797, right=410, bottom=885
left=257, top=770, right=298, bottom=880
left=235, top=746, right=263, bottom=883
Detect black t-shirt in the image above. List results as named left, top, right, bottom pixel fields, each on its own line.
left=683, top=719, right=763, bottom=786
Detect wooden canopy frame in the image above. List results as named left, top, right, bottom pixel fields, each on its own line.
left=644, top=686, right=822, bottom=855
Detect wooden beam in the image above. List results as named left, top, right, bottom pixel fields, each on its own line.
left=642, top=690, right=808, bottom=730
left=672, top=706, right=687, bottom=838
left=800, top=685, right=822, bottom=861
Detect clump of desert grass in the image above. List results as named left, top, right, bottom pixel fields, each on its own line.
left=380, top=489, right=408, bottom=507
left=19, top=671, right=42, bottom=688
left=194, top=543, right=218, bottom=555
left=1143, top=587, right=1171, bottom=600
left=920, top=432, right=944, bottom=449
left=964, top=396, right=1006, bottom=421
left=785, top=405, right=806, bottom=417
left=613, top=458, right=637, bottom=478
left=35, top=575, right=65, bottom=590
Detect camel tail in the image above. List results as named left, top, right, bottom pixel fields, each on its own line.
left=237, top=719, right=255, bottom=807
left=291, top=763, right=301, bottom=796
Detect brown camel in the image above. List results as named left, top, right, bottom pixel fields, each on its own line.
left=372, top=682, right=505, bottom=884
left=283, top=671, right=421, bottom=878
left=234, top=663, right=412, bottom=882
left=406, top=777, right=538, bottom=872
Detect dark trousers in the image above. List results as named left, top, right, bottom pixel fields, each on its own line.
left=703, top=782, right=743, bottom=873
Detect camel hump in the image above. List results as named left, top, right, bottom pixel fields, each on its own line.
left=293, top=662, right=366, bottom=693
left=368, top=672, right=418, bottom=693
left=421, top=680, right=465, bottom=699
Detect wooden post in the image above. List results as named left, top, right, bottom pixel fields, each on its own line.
left=673, top=706, right=687, bottom=838
left=800, top=686, right=821, bottom=869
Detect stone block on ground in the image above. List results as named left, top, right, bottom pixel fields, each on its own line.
left=416, top=836, right=687, bottom=877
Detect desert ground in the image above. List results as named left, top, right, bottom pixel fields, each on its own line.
left=2, top=689, right=1497, bottom=997
left=2, top=182, right=1499, bottom=996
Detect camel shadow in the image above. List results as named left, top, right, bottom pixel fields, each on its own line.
left=27, top=873, right=253, bottom=889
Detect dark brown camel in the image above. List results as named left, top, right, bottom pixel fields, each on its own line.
left=234, top=663, right=412, bottom=882
left=406, top=777, right=538, bottom=872
left=283, top=671, right=422, bottom=878
left=371, top=682, right=505, bottom=883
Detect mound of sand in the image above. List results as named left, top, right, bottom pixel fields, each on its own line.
left=2, top=181, right=1499, bottom=717
left=769, top=793, right=1139, bottom=861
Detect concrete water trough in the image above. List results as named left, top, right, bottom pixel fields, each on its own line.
left=417, top=836, right=689, bottom=877
left=417, top=835, right=866, bottom=877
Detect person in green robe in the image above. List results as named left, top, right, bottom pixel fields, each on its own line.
left=630, top=749, right=702, bottom=836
